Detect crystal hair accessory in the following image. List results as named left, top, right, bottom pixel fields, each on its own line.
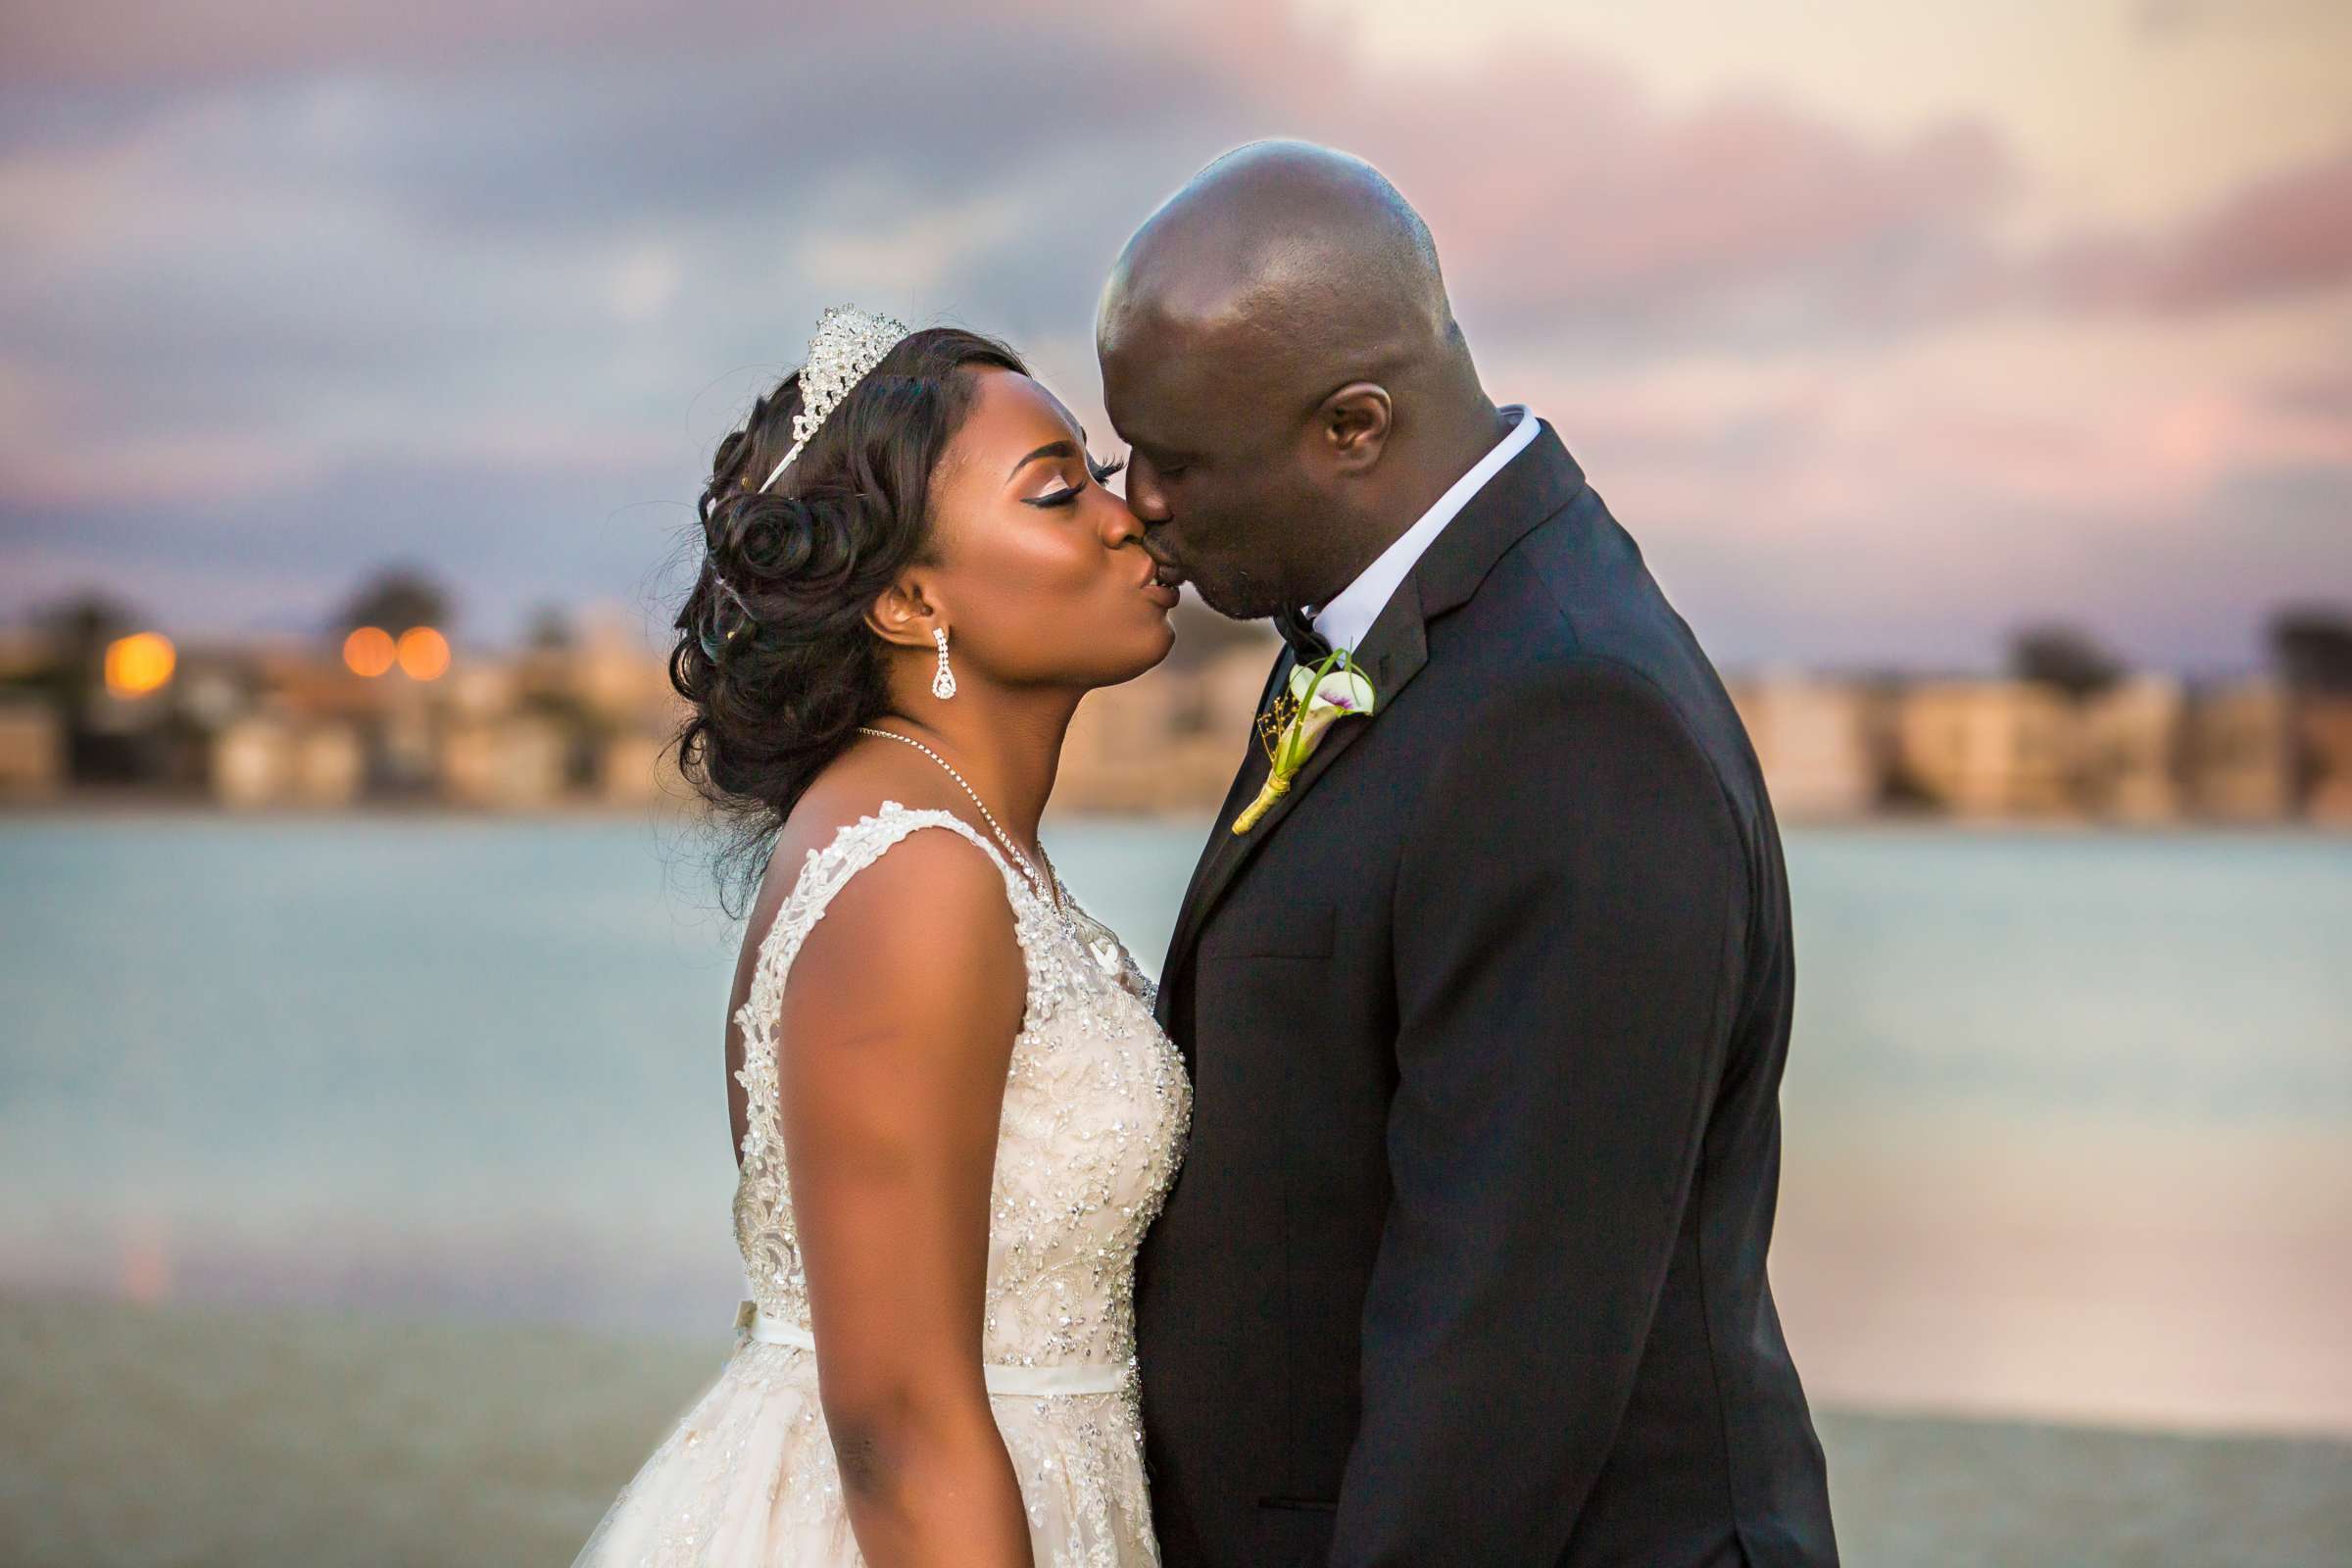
left=758, top=305, right=914, bottom=493
left=701, top=306, right=909, bottom=658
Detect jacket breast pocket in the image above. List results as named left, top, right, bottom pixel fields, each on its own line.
left=1199, top=898, right=1336, bottom=961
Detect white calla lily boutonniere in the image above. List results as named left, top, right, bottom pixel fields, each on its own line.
left=1232, top=648, right=1378, bottom=834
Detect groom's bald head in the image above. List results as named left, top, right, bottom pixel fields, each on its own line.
left=1098, top=141, right=1497, bottom=619
left=1102, top=142, right=1457, bottom=402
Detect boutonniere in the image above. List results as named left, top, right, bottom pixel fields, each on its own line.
left=1232, top=648, right=1378, bottom=834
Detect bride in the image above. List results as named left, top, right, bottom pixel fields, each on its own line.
left=573, top=309, right=1193, bottom=1566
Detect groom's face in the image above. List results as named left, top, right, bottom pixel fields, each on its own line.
left=1099, top=339, right=1331, bottom=623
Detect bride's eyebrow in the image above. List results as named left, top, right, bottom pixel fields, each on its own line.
left=1005, top=438, right=1082, bottom=482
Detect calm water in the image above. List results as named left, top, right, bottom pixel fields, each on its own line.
left=3, top=815, right=2347, bottom=1433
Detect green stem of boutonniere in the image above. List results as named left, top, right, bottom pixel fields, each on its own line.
left=1232, top=646, right=1373, bottom=835
left=1278, top=647, right=1347, bottom=773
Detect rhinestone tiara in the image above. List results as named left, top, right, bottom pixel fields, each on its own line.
left=758, top=305, right=913, bottom=493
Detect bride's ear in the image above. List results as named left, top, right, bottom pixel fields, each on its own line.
left=1316, top=382, right=1393, bottom=476
left=866, top=576, right=943, bottom=651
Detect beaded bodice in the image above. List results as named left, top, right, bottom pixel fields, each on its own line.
left=730, top=802, right=1192, bottom=1376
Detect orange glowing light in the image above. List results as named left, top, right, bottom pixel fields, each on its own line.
left=344, top=625, right=397, bottom=676
left=396, top=625, right=450, bottom=680
left=119, top=1226, right=173, bottom=1304
left=104, top=631, right=175, bottom=697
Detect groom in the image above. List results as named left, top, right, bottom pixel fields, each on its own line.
left=1099, top=143, right=1838, bottom=1566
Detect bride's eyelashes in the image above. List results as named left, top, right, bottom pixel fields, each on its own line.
left=1025, top=454, right=1128, bottom=509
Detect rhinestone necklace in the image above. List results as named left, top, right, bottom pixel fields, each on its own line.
left=856, top=725, right=1062, bottom=912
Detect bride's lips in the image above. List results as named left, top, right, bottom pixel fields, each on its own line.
left=1137, top=552, right=1186, bottom=610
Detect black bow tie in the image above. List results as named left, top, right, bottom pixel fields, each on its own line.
left=1273, top=603, right=1333, bottom=665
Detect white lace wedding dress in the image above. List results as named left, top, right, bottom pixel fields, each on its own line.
left=573, top=803, right=1193, bottom=1567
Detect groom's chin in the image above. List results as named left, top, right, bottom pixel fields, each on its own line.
left=1189, top=576, right=1283, bottom=624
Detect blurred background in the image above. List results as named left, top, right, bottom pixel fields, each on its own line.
left=2, top=1, right=2347, bottom=1563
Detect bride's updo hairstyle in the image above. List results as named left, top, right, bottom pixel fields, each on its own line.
left=668, top=326, right=1027, bottom=913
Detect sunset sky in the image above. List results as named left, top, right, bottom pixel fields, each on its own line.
left=3, top=0, right=2346, bottom=672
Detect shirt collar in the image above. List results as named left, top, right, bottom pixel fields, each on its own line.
left=1308, top=404, right=1541, bottom=653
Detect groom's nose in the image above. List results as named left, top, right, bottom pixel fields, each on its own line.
left=1123, top=455, right=1173, bottom=525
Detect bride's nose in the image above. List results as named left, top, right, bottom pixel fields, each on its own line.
left=1099, top=494, right=1147, bottom=552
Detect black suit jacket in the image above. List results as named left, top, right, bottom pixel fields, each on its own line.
left=1135, top=425, right=1838, bottom=1567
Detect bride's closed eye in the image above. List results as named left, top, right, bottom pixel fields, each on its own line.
left=1026, top=454, right=1127, bottom=509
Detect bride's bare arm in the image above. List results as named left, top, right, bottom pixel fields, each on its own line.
left=774, top=827, right=1033, bottom=1568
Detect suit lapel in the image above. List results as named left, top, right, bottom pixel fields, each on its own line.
left=1155, top=421, right=1591, bottom=1013
left=1155, top=646, right=1290, bottom=1029
left=1157, top=588, right=1433, bottom=1011
left=1166, top=653, right=1287, bottom=946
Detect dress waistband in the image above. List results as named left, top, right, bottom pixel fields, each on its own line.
left=734, top=1300, right=1132, bottom=1397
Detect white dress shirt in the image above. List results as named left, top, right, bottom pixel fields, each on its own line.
left=1307, top=404, right=1542, bottom=652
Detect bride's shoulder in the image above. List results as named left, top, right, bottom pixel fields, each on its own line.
left=759, top=799, right=1025, bottom=1046
left=759, top=781, right=1017, bottom=944
left=780, top=740, right=978, bottom=851
left=762, top=752, right=968, bottom=883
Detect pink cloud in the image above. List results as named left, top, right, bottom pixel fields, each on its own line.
left=2043, top=143, right=2352, bottom=312
left=1173, top=32, right=2019, bottom=341
left=1423, top=92, right=2008, bottom=330
left=2154, top=145, right=2352, bottom=306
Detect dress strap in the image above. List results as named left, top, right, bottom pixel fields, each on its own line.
left=745, top=801, right=1032, bottom=1004
left=733, top=801, right=1045, bottom=1177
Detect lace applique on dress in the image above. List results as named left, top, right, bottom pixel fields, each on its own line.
left=573, top=802, right=1192, bottom=1568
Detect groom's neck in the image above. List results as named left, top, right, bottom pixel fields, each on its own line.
left=1318, top=391, right=1509, bottom=604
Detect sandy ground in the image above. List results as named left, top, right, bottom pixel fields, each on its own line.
left=3, top=1291, right=2346, bottom=1567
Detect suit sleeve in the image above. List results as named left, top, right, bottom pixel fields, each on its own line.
left=1328, top=658, right=1746, bottom=1565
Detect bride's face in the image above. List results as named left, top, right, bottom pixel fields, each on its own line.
left=916, top=368, right=1179, bottom=692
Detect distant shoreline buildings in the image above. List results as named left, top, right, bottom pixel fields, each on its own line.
left=0, top=602, right=686, bottom=815
left=1725, top=668, right=2350, bottom=826
left=2, top=598, right=2349, bottom=828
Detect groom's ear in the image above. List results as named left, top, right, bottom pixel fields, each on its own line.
left=1315, top=382, right=1393, bottom=476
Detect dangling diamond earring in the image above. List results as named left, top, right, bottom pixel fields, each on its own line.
left=931, top=627, right=957, bottom=701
